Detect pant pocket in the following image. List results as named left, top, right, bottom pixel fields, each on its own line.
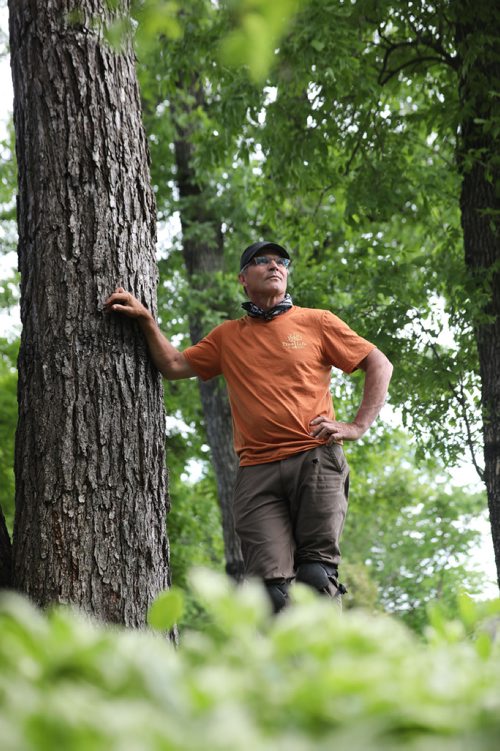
left=325, top=443, right=346, bottom=473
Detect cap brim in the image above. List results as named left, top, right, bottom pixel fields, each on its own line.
left=240, top=241, right=290, bottom=270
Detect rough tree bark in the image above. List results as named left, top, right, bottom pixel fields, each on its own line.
left=173, top=81, right=244, bottom=579
left=455, top=0, right=500, bottom=588
left=9, top=0, right=171, bottom=625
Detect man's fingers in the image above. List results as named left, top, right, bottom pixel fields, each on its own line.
left=311, top=426, right=337, bottom=439
left=310, top=415, right=328, bottom=426
left=310, top=416, right=361, bottom=443
left=310, top=425, right=325, bottom=436
left=103, top=290, right=149, bottom=321
left=106, top=303, right=138, bottom=319
left=104, top=290, right=131, bottom=309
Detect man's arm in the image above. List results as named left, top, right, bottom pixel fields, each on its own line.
left=310, top=348, right=393, bottom=442
left=104, top=288, right=197, bottom=380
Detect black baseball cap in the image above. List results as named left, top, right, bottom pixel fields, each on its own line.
left=239, top=241, right=291, bottom=271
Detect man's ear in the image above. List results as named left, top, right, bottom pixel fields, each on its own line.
left=238, top=272, right=248, bottom=297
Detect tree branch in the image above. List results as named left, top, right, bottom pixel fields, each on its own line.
left=377, top=25, right=459, bottom=87
left=342, top=105, right=377, bottom=177
left=311, top=183, right=336, bottom=219
left=379, top=53, right=454, bottom=86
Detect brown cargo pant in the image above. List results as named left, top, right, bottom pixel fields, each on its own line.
left=233, top=443, right=349, bottom=581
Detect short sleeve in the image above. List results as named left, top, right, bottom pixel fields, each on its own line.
left=183, top=326, right=224, bottom=381
left=321, top=310, right=375, bottom=373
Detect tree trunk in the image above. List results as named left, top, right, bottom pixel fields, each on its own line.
left=173, top=96, right=244, bottom=579
left=455, top=0, right=500, bottom=588
left=9, top=0, right=171, bottom=625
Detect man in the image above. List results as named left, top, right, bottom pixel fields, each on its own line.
left=104, top=241, right=393, bottom=611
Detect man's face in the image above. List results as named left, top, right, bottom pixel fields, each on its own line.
left=238, top=254, right=289, bottom=300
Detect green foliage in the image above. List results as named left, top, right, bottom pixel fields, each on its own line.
left=131, top=0, right=183, bottom=46
left=343, top=430, right=486, bottom=631
left=250, top=0, right=479, bottom=463
left=134, top=0, right=487, bottom=467
left=0, top=274, right=20, bottom=313
left=167, top=470, right=225, bottom=630
left=219, top=0, right=304, bottom=82
left=0, top=120, right=18, bottom=293
left=0, top=119, right=17, bottom=224
left=1, top=573, right=500, bottom=750
left=0, top=338, right=18, bottom=532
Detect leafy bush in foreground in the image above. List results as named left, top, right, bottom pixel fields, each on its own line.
left=1, top=571, right=500, bottom=751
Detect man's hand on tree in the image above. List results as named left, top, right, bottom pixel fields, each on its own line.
left=104, top=288, right=151, bottom=320
left=309, top=415, right=365, bottom=443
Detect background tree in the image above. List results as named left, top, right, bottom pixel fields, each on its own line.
left=6, top=0, right=171, bottom=625
left=454, top=0, right=500, bottom=588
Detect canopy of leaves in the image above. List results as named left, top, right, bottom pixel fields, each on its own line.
left=133, top=0, right=484, bottom=472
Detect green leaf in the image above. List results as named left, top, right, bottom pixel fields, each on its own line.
left=311, top=39, right=325, bottom=51
left=147, top=588, right=184, bottom=631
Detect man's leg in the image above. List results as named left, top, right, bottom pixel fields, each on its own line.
left=264, top=578, right=291, bottom=613
left=233, top=462, right=295, bottom=613
left=282, top=444, right=350, bottom=604
left=295, top=561, right=347, bottom=606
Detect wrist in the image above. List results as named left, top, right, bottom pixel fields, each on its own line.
left=351, top=419, right=369, bottom=436
left=137, top=309, right=156, bottom=329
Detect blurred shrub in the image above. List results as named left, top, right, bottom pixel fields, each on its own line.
left=1, top=570, right=500, bottom=751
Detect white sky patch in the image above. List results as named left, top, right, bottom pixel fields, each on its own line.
left=165, top=412, right=195, bottom=438
left=253, top=142, right=265, bottom=162
left=307, top=81, right=323, bottom=110
left=264, top=85, right=277, bottom=104
left=257, top=86, right=277, bottom=126
left=469, top=513, right=498, bottom=599
left=181, top=457, right=206, bottom=484
left=398, top=295, right=461, bottom=348
left=379, top=104, right=392, bottom=120
left=157, top=214, right=182, bottom=258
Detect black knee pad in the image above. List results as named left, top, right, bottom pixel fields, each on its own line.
left=264, top=579, right=290, bottom=613
left=295, top=562, right=347, bottom=598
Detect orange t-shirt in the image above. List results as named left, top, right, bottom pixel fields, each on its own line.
left=183, top=306, right=375, bottom=466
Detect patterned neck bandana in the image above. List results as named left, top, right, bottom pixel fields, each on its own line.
left=241, top=293, right=293, bottom=321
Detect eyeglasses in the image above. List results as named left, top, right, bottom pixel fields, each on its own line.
left=243, top=256, right=291, bottom=271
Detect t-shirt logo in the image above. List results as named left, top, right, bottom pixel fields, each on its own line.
left=282, top=332, right=307, bottom=350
